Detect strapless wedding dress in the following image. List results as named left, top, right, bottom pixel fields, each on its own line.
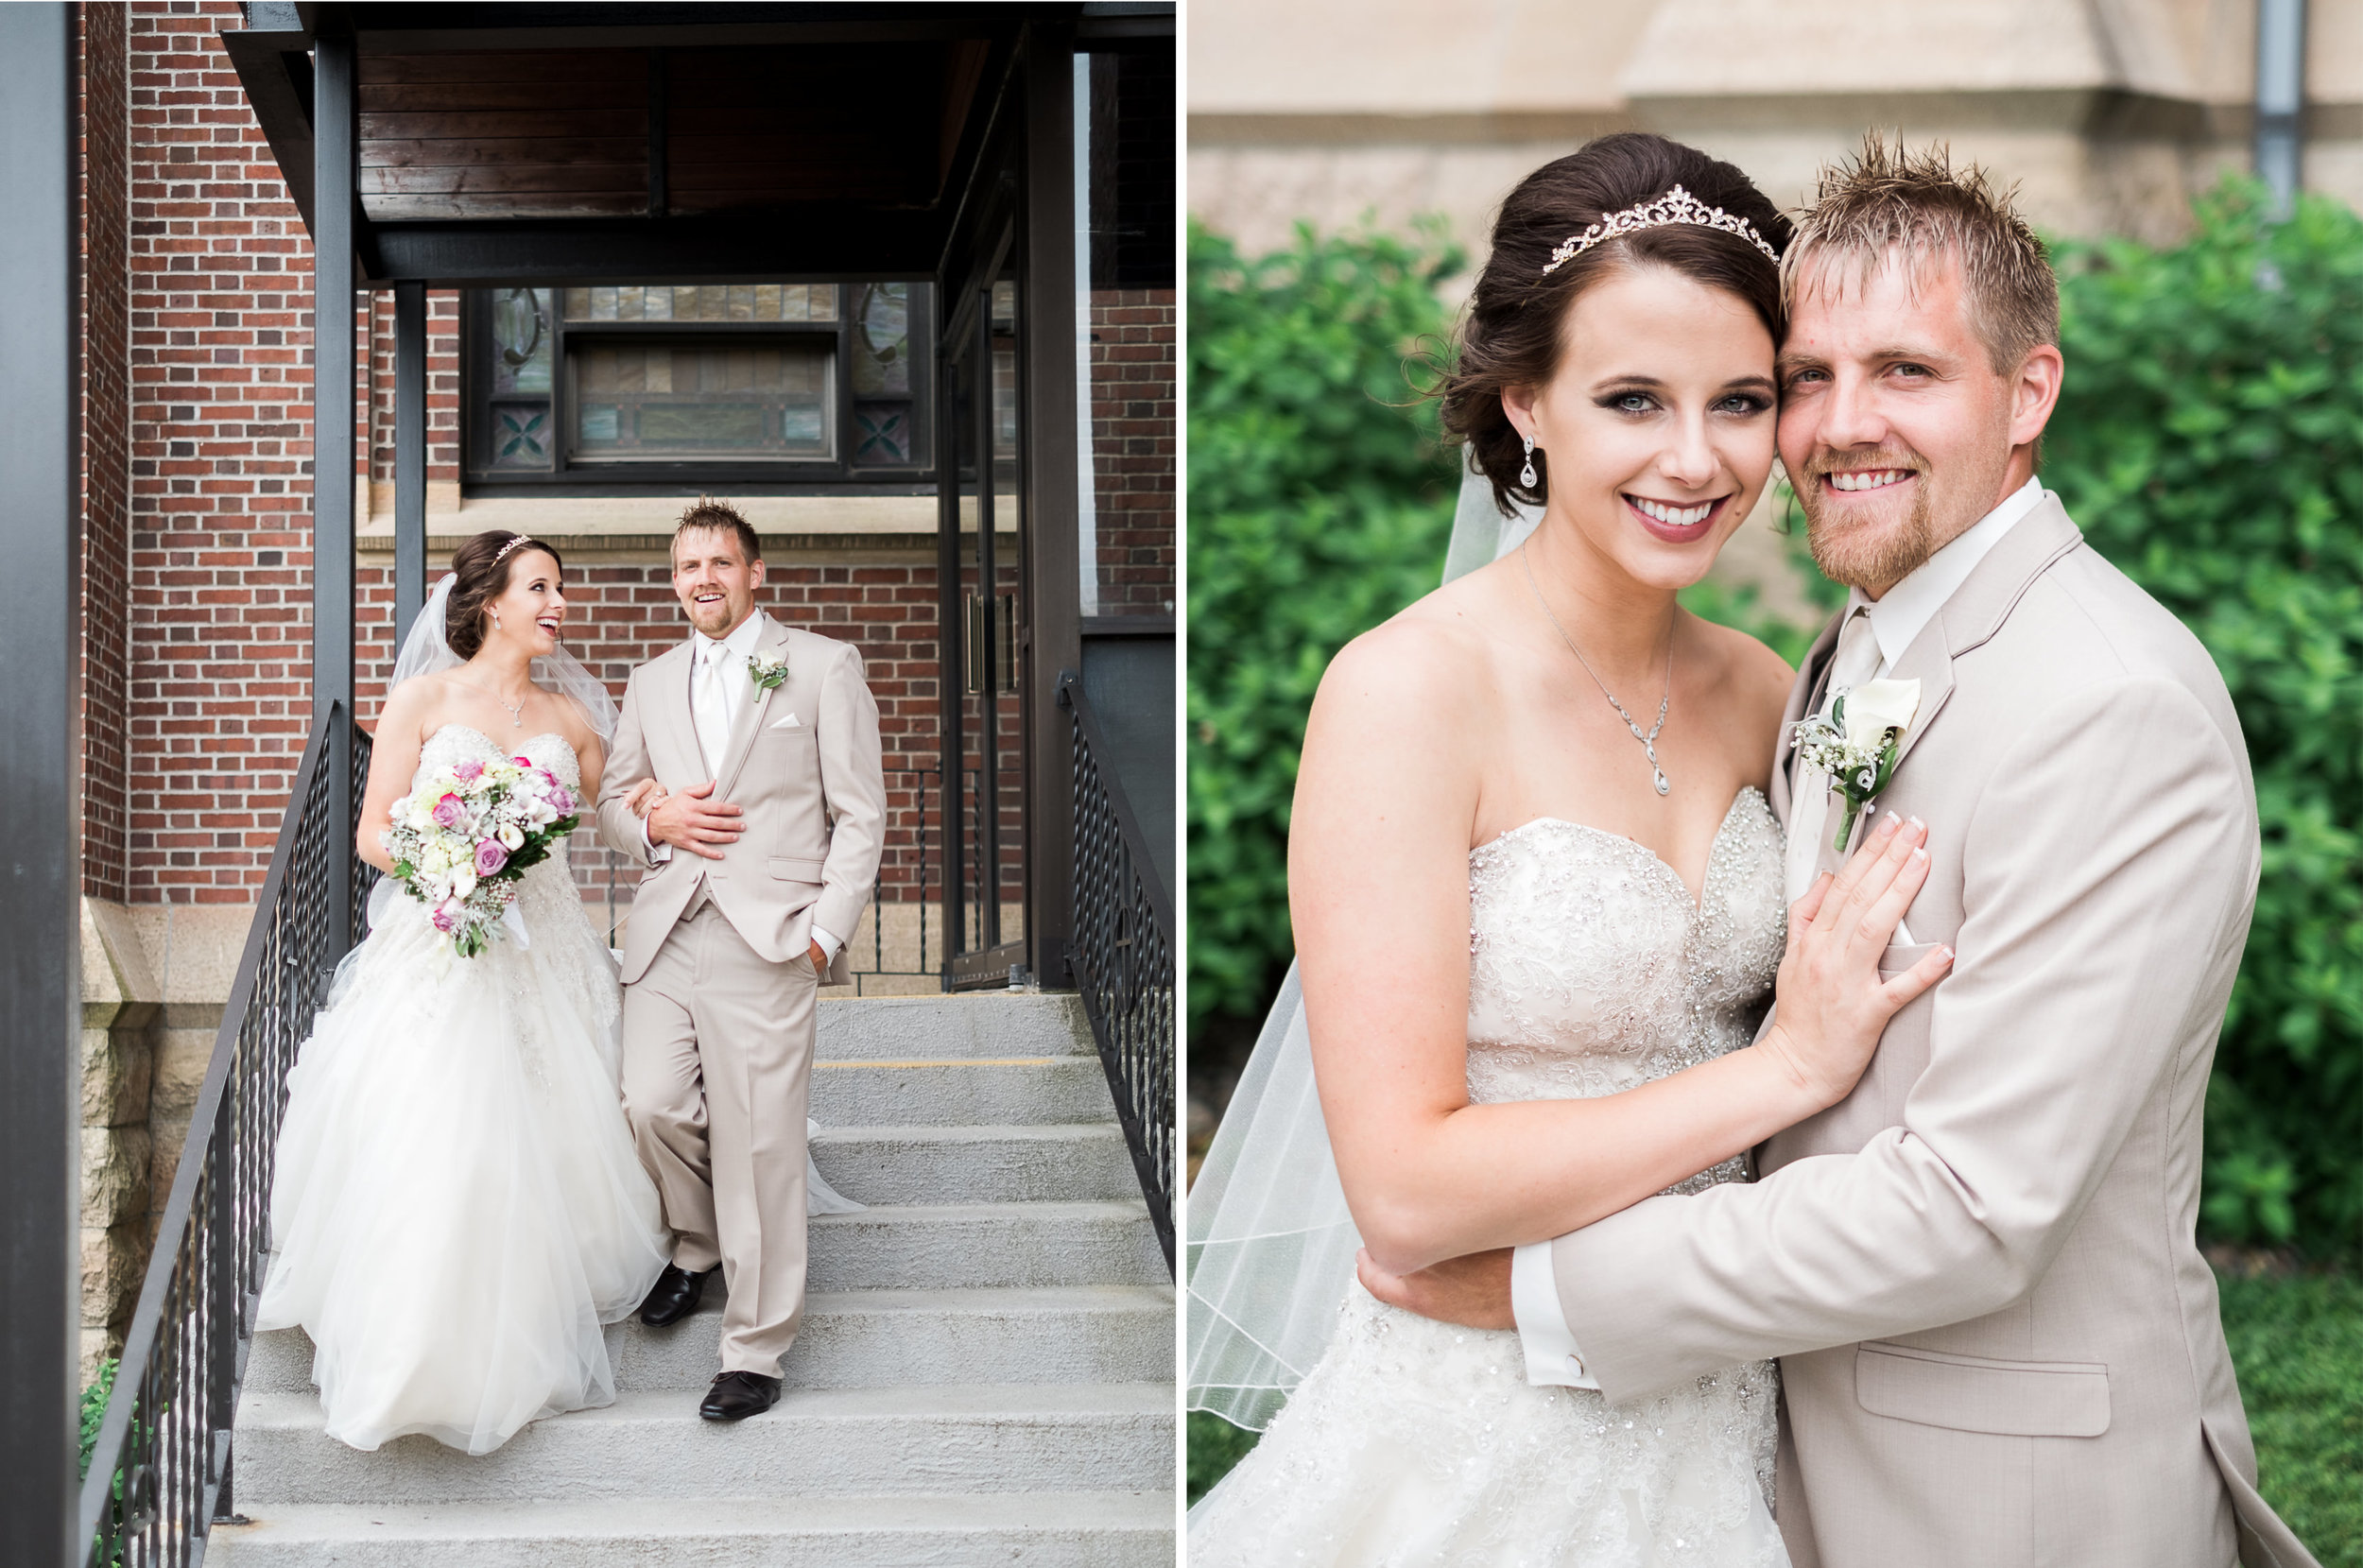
left=255, top=724, right=671, bottom=1455
left=1189, top=788, right=1792, bottom=1567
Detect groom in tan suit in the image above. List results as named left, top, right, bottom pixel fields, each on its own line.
left=1366, top=144, right=2319, bottom=1566
left=596, top=498, right=884, bottom=1422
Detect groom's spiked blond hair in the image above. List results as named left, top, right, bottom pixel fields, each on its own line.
left=1783, top=131, right=2058, bottom=374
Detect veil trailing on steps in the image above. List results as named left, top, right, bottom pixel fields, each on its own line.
left=1184, top=456, right=1540, bottom=1430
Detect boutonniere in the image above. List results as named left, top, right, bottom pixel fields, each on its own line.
left=746, top=652, right=788, bottom=692
left=1789, top=678, right=1922, bottom=853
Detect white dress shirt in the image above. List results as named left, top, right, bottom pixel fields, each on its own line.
left=645, top=611, right=841, bottom=963
left=1509, top=475, right=2050, bottom=1390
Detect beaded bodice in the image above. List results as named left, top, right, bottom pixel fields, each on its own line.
left=1464, top=788, right=1785, bottom=1187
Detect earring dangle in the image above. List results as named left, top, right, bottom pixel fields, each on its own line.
left=1519, top=433, right=1539, bottom=490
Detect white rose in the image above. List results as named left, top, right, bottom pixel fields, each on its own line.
left=1837, top=677, right=1922, bottom=753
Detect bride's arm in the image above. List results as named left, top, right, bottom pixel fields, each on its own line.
left=355, top=679, right=438, bottom=876
left=1296, top=629, right=1946, bottom=1277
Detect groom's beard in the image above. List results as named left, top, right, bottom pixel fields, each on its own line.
left=1797, top=444, right=1938, bottom=592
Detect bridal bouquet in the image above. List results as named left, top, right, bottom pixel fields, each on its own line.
left=382, top=754, right=580, bottom=957
left=1789, top=679, right=1922, bottom=854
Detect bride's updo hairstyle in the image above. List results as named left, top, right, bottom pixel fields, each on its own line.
left=445, top=528, right=566, bottom=660
left=1440, top=132, right=1791, bottom=516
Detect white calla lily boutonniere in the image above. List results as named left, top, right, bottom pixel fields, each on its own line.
left=1790, top=677, right=1923, bottom=853
left=746, top=652, right=788, bottom=693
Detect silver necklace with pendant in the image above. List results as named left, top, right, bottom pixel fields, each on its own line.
left=1520, top=539, right=1675, bottom=797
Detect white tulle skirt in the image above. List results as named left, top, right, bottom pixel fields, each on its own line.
left=255, top=870, right=670, bottom=1456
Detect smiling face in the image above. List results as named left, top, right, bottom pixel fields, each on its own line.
left=483, top=548, right=566, bottom=657
left=1777, top=249, right=2058, bottom=595
left=1504, top=265, right=1778, bottom=593
left=672, top=525, right=765, bottom=638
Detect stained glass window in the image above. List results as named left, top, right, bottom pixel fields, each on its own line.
left=485, top=287, right=554, bottom=470
left=466, top=280, right=924, bottom=483
left=851, top=282, right=913, bottom=463
left=570, top=341, right=833, bottom=461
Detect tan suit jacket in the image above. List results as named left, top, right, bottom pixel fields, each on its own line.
left=595, top=613, right=886, bottom=986
left=1548, top=498, right=2318, bottom=1568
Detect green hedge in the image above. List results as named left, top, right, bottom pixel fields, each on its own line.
left=1184, top=219, right=1462, bottom=1030
left=2047, top=181, right=2363, bottom=1253
left=1186, top=182, right=2363, bottom=1257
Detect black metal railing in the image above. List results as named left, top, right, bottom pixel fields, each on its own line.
left=79, top=710, right=373, bottom=1567
left=1059, top=673, right=1175, bottom=1273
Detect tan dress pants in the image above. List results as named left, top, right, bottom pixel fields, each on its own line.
left=620, top=900, right=817, bottom=1377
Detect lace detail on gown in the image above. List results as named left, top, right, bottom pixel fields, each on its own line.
left=1190, top=789, right=1791, bottom=1567
left=256, top=724, right=670, bottom=1455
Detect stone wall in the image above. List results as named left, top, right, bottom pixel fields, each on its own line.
left=1188, top=0, right=2363, bottom=270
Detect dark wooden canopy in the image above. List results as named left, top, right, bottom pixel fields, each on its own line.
left=226, top=1, right=1167, bottom=284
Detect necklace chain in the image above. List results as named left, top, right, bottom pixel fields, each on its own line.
left=1519, top=540, right=1675, bottom=797
left=457, top=674, right=530, bottom=731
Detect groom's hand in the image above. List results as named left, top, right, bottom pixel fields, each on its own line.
left=1355, top=1246, right=1515, bottom=1331
left=647, top=779, right=743, bottom=861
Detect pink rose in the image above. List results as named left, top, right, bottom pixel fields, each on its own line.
left=431, top=793, right=466, bottom=829
left=452, top=759, right=483, bottom=783
left=430, top=903, right=459, bottom=934
left=474, top=839, right=509, bottom=876
left=513, top=756, right=533, bottom=768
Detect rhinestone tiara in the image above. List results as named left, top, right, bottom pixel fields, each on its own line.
left=1541, top=184, right=1782, bottom=276
left=492, top=533, right=538, bottom=563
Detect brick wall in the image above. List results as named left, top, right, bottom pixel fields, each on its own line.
left=82, top=2, right=133, bottom=902
left=1087, top=287, right=1177, bottom=616
left=125, top=0, right=319, bottom=904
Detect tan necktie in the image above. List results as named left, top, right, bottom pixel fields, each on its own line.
left=693, top=641, right=735, bottom=773
left=1785, top=608, right=1883, bottom=901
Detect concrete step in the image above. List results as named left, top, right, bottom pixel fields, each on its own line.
left=810, top=1122, right=1139, bottom=1205
left=808, top=1202, right=1165, bottom=1291
left=809, top=1056, right=1115, bottom=1127
left=244, top=1284, right=1175, bottom=1395
left=209, top=1491, right=1174, bottom=1568
left=817, top=992, right=1094, bottom=1060
left=232, top=1384, right=1174, bottom=1507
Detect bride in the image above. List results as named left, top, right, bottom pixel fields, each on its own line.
left=1187, top=134, right=1953, bottom=1562
left=255, top=527, right=856, bottom=1456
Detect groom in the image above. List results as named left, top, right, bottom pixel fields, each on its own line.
left=1364, top=142, right=2319, bottom=1567
left=596, top=498, right=885, bottom=1422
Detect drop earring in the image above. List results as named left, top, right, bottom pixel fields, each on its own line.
left=1519, top=433, right=1539, bottom=490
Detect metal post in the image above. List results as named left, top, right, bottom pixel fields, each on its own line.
left=2255, top=0, right=2307, bottom=216
left=1021, top=21, right=1082, bottom=984
left=392, top=281, right=426, bottom=644
left=0, top=6, right=83, bottom=1563
left=313, top=28, right=356, bottom=956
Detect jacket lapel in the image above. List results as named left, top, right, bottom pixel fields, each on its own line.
left=713, top=614, right=788, bottom=797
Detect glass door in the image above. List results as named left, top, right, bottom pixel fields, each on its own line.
left=939, top=222, right=1029, bottom=986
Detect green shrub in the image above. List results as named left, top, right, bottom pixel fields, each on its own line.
left=2215, top=1266, right=2363, bottom=1560
left=2048, top=180, right=2363, bottom=1256
left=1185, top=219, right=1463, bottom=1029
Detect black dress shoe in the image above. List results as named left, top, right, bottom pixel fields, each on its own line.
left=699, top=1370, right=782, bottom=1422
left=638, top=1264, right=713, bottom=1327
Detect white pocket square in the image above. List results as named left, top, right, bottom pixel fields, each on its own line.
left=769, top=713, right=803, bottom=729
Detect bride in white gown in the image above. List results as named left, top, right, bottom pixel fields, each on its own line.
left=1187, top=134, right=1954, bottom=1563
left=258, top=532, right=854, bottom=1456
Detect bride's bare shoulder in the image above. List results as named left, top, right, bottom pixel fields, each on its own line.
left=1309, top=577, right=1507, bottom=749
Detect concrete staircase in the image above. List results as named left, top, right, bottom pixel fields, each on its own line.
left=212, top=993, right=1175, bottom=1566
